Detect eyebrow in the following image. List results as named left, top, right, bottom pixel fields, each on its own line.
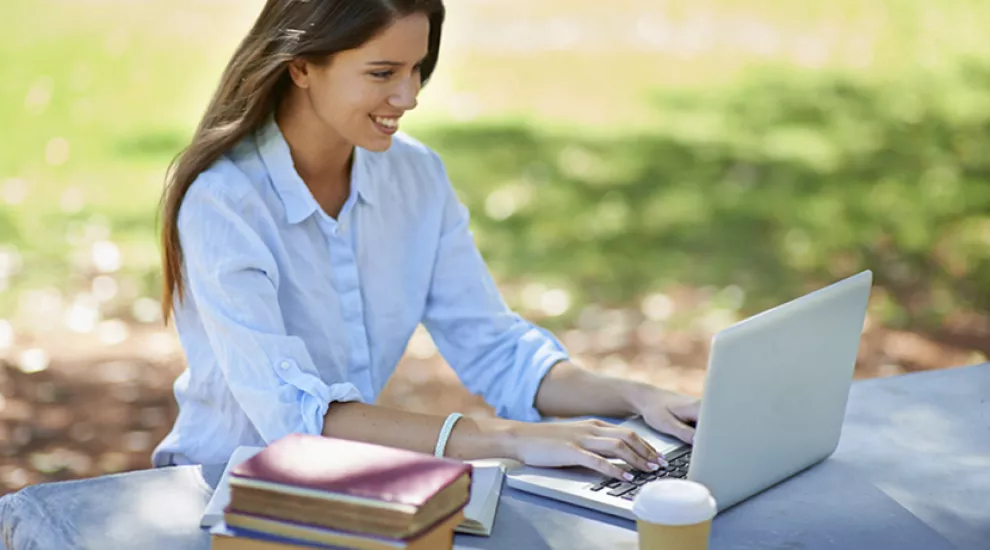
left=366, top=54, right=429, bottom=67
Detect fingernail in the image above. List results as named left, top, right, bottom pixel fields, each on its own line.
left=648, top=462, right=660, bottom=471
left=623, top=473, right=635, bottom=481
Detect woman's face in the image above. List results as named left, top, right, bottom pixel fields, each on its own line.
left=292, top=13, right=430, bottom=152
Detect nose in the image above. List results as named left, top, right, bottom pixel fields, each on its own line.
left=389, top=75, right=419, bottom=111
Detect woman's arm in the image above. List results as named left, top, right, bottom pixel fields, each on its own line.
left=320, top=362, right=701, bottom=478
left=321, top=400, right=665, bottom=480
left=536, top=360, right=701, bottom=445
left=321, top=403, right=510, bottom=460
left=319, top=362, right=698, bottom=479
left=179, top=176, right=366, bottom=445
left=533, top=360, right=652, bottom=418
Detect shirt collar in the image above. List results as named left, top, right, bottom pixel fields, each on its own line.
left=255, top=112, right=377, bottom=225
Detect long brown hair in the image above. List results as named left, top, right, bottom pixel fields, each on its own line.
left=158, top=0, right=445, bottom=325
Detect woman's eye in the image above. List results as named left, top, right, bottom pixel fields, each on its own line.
left=371, top=70, right=394, bottom=79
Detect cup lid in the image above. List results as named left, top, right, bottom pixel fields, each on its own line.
left=632, top=479, right=717, bottom=525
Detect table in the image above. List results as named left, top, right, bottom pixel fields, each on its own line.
left=1, top=363, right=987, bottom=550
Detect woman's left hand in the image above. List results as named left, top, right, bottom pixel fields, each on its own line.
left=633, top=387, right=701, bottom=445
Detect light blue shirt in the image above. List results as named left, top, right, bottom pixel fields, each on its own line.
left=151, top=115, right=570, bottom=466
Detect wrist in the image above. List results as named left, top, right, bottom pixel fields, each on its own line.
left=443, top=416, right=519, bottom=461
left=623, top=381, right=660, bottom=416
left=478, top=417, right=521, bottom=460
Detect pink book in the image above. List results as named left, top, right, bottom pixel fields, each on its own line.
left=229, top=433, right=472, bottom=511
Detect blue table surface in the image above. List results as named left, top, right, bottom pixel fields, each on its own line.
left=1, top=363, right=987, bottom=550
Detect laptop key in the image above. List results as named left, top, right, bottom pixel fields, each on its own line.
left=623, top=486, right=642, bottom=499
left=607, top=482, right=637, bottom=496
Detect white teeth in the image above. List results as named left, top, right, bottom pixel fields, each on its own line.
left=372, top=116, right=398, bottom=129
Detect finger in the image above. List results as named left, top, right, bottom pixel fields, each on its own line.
left=584, top=419, right=611, bottom=429
left=624, top=430, right=666, bottom=468
left=661, top=414, right=696, bottom=444
left=601, top=428, right=665, bottom=469
left=574, top=448, right=632, bottom=481
left=582, top=436, right=655, bottom=473
left=672, top=399, right=701, bottom=425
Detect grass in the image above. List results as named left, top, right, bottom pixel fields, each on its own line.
left=1, top=0, right=989, bottom=328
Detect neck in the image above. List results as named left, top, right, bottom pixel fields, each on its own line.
left=275, top=93, right=353, bottom=206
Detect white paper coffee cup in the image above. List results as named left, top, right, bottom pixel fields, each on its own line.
left=632, top=479, right=717, bottom=550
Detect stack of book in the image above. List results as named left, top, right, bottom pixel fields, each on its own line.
left=210, top=433, right=473, bottom=550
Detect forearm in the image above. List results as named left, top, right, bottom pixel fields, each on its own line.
left=319, top=368, right=670, bottom=480
left=534, top=360, right=653, bottom=419
left=322, top=402, right=514, bottom=460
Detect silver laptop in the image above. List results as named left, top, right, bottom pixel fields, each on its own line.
left=507, top=270, right=873, bottom=519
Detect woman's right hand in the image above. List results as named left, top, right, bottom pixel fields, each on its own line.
left=502, top=419, right=667, bottom=481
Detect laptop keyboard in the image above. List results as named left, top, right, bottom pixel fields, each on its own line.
left=588, top=447, right=692, bottom=501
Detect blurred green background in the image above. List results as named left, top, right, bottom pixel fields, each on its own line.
left=0, top=0, right=988, bottom=490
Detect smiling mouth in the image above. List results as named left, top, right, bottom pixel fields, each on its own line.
left=370, top=115, right=399, bottom=133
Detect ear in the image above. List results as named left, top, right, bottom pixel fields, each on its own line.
left=287, top=58, right=312, bottom=89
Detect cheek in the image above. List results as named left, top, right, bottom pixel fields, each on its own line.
left=344, top=86, right=383, bottom=119
left=313, top=82, right=381, bottom=126
left=308, top=83, right=345, bottom=121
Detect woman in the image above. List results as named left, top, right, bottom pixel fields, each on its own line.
left=153, top=0, right=700, bottom=482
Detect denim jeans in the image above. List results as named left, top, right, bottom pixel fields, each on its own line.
left=0, top=463, right=224, bottom=550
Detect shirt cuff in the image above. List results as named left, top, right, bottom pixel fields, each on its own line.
left=269, top=354, right=364, bottom=439
left=298, top=381, right=364, bottom=436
left=508, top=327, right=570, bottom=423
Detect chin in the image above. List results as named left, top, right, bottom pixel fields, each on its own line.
left=362, top=137, right=393, bottom=153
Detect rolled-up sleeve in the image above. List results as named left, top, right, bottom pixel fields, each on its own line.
left=420, top=153, right=570, bottom=422
left=178, top=177, right=363, bottom=443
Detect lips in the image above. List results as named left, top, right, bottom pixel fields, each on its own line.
left=370, top=114, right=399, bottom=136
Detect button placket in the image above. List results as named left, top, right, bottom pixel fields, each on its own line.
left=325, top=227, right=374, bottom=394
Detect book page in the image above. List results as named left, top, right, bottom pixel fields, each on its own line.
left=457, top=460, right=508, bottom=536
left=201, top=446, right=265, bottom=527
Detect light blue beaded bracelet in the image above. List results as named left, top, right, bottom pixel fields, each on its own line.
left=434, top=412, right=464, bottom=458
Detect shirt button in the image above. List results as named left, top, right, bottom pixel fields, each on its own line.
left=279, top=360, right=291, bottom=370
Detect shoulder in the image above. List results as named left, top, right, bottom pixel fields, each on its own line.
left=176, top=153, right=278, bottom=272
left=179, top=147, right=269, bottom=229
left=184, top=139, right=260, bottom=204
